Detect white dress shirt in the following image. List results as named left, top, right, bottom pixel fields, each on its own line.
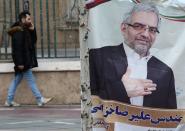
left=123, top=43, right=152, bottom=106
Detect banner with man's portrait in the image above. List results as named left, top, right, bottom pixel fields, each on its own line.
left=86, top=0, right=185, bottom=130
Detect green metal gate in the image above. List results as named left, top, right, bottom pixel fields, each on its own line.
left=0, top=0, right=80, bottom=61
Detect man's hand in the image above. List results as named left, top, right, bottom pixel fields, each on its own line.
left=17, top=65, right=24, bottom=70
left=121, top=68, right=156, bottom=97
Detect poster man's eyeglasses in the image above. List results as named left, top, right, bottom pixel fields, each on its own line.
left=126, top=23, right=160, bottom=34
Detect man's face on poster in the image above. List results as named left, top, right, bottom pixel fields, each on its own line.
left=121, top=11, right=159, bottom=56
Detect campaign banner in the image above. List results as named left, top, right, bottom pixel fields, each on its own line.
left=87, top=0, right=185, bottom=130
left=91, top=96, right=185, bottom=131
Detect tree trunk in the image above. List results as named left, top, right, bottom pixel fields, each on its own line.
left=79, top=0, right=92, bottom=131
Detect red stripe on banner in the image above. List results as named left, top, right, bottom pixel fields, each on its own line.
left=135, top=0, right=141, bottom=3
left=163, top=17, right=185, bottom=22
left=86, top=0, right=110, bottom=9
left=166, top=19, right=185, bottom=22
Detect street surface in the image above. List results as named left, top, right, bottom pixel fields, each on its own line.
left=0, top=105, right=81, bottom=131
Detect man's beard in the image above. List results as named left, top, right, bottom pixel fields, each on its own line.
left=124, top=39, right=152, bottom=57
left=24, top=22, right=32, bottom=28
left=133, top=43, right=150, bottom=57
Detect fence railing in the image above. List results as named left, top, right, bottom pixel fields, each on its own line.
left=0, top=0, right=80, bottom=61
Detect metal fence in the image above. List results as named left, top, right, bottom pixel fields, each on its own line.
left=0, top=0, right=80, bottom=61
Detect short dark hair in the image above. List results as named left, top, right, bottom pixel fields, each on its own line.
left=18, top=11, right=31, bottom=22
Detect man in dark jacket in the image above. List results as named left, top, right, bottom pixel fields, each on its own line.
left=5, top=11, right=52, bottom=107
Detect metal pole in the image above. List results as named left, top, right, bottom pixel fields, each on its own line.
left=46, top=0, right=51, bottom=58
left=39, top=0, right=44, bottom=58
left=53, top=0, right=57, bottom=58
left=15, top=0, right=20, bottom=21
left=23, top=0, right=29, bottom=11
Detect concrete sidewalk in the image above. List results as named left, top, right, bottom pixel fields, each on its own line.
left=0, top=105, right=81, bottom=131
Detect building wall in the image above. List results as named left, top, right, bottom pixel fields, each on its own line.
left=0, top=0, right=81, bottom=105
left=0, top=0, right=79, bottom=59
left=0, top=71, right=80, bottom=105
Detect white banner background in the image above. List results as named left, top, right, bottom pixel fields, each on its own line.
left=88, top=0, right=185, bottom=109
